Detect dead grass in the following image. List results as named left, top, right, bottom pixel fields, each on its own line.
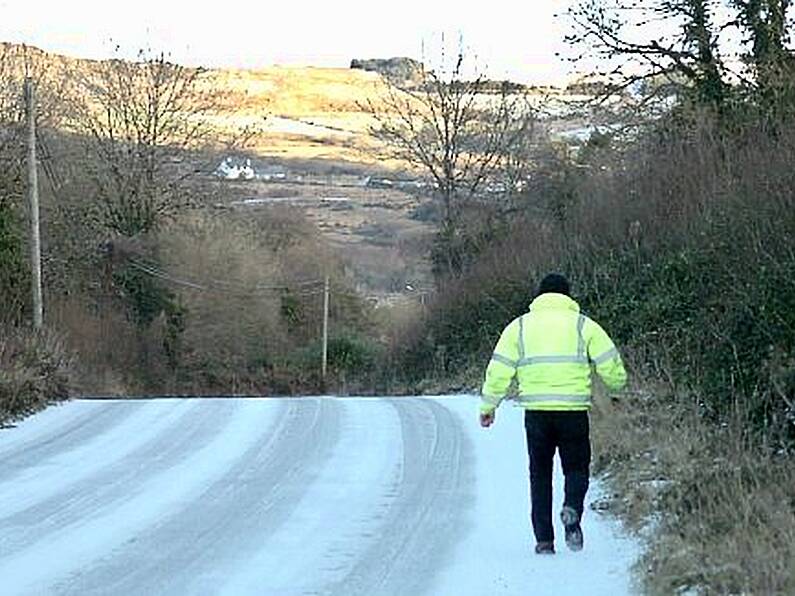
left=0, top=327, right=72, bottom=422
left=50, top=295, right=148, bottom=396
left=591, top=379, right=795, bottom=595
left=205, top=65, right=386, bottom=117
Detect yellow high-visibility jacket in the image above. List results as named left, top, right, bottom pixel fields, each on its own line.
left=481, top=293, right=627, bottom=413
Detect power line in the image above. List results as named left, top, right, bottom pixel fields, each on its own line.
left=126, top=260, right=380, bottom=302
left=128, top=259, right=327, bottom=297
left=130, top=257, right=325, bottom=291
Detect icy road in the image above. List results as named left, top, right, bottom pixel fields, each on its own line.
left=0, top=397, right=638, bottom=595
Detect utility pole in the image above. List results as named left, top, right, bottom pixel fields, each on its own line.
left=25, top=77, right=43, bottom=330
left=321, top=275, right=329, bottom=388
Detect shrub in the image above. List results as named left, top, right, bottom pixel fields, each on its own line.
left=288, top=333, right=381, bottom=394
left=0, top=327, right=72, bottom=423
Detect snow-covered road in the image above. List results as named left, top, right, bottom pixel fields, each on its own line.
left=0, top=397, right=638, bottom=595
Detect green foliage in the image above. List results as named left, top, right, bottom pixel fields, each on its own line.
left=567, top=0, right=794, bottom=121
left=0, top=201, right=29, bottom=324
left=279, top=292, right=305, bottom=329
left=162, top=298, right=187, bottom=371
left=590, top=238, right=791, bottom=443
left=295, top=334, right=379, bottom=377
left=326, top=335, right=378, bottom=373
left=107, top=262, right=189, bottom=386
left=112, top=264, right=179, bottom=329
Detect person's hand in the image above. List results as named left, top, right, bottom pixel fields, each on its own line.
left=480, top=410, right=495, bottom=428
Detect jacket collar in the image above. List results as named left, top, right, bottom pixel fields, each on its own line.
left=529, top=293, right=580, bottom=313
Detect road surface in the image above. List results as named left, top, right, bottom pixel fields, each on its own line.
left=0, top=396, right=638, bottom=595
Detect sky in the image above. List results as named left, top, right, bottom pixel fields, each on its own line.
left=0, top=0, right=576, bottom=85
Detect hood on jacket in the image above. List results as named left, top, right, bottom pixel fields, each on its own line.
left=529, top=292, right=580, bottom=313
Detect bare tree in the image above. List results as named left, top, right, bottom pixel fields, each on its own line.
left=0, top=46, right=25, bottom=206
left=65, top=49, right=233, bottom=237
left=363, top=49, right=535, bottom=276
left=565, top=0, right=795, bottom=115
left=565, top=0, right=731, bottom=109
left=0, top=44, right=69, bottom=194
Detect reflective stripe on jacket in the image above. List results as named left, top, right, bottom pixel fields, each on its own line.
left=480, top=293, right=627, bottom=413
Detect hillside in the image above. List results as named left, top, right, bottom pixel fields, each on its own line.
left=2, top=42, right=603, bottom=309
left=199, top=64, right=590, bottom=162
left=200, top=64, right=390, bottom=162
left=4, top=42, right=590, bottom=164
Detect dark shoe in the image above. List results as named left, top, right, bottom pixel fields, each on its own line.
left=534, top=541, right=555, bottom=555
left=560, top=506, right=583, bottom=551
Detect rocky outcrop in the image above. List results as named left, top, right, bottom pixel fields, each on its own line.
left=350, top=57, right=424, bottom=85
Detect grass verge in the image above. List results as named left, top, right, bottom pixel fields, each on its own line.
left=591, top=382, right=795, bottom=595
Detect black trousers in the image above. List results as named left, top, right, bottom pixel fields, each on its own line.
left=524, top=410, right=591, bottom=544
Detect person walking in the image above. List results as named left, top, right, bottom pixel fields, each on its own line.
left=479, top=273, right=627, bottom=555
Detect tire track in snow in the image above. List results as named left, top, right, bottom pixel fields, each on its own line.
left=217, top=397, right=403, bottom=595
left=0, top=399, right=198, bottom=518
left=327, top=397, right=472, bottom=596
left=0, top=398, right=284, bottom=595
left=0, top=400, right=104, bottom=455
left=55, top=397, right=342, bottom=596
left=0, top=399, right=234, bottom=554
left=0, top=400, right=147, bottom=475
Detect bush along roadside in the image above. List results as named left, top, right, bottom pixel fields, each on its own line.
left=0, top=327, right=72, bottom=425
